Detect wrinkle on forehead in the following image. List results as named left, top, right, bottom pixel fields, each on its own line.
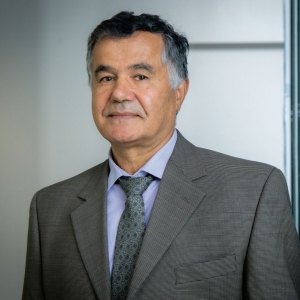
left=92, top=32, right=165, bottom=72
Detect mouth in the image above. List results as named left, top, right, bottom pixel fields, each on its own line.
left=108, top=112, right=139, bottom=119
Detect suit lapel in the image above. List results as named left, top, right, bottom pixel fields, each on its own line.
left=71, top=161, right=111, bottom=300
left=127, top=132, right=207, bottom=299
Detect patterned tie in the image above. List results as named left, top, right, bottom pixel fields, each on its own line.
left=111, top=175, right=154, bottom=300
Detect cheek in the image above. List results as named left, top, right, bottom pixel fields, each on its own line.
left=91, top=97, right=100, bottom=118
left=92, top=90, right=108, bottom=114
left=146, top=94, right=176, bottom=125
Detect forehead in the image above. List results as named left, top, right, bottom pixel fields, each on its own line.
left=91, top=31, right=165, bottom=67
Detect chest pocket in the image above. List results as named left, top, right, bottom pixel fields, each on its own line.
left=174, top=254, right=236, bottom=285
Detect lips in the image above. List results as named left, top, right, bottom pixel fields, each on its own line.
left=108, top=111, right=139, bottom=118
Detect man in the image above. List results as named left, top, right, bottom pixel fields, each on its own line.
left=23, top=11, right=300, bottom=300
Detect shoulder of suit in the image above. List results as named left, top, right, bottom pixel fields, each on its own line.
left=176, top=131, right=276, bottom=174
left=191, top=145, right=286, bottom=188
left=197, top=146, right=273, bottom=169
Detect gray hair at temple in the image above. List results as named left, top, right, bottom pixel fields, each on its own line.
left=86, top=11, right=189, bottom=90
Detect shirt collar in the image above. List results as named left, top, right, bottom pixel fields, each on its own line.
left=107, top=130, right=177, bottom=190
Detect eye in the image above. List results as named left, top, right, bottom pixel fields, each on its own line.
left=135, top=75, right=148, bottom=81
left=100, top=76, right=114, bottom=82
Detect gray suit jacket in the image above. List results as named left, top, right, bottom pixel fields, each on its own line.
left=23, top=132, right=300, bottom=300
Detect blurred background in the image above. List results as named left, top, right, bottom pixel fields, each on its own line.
left=1, top=0, right=297, bottom=299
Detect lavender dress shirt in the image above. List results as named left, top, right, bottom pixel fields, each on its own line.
left=106, top=130, right=177, bottom=274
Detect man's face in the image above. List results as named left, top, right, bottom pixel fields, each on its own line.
left=91, top=31, right=188, bottom=150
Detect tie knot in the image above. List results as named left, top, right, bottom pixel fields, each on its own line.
left=118, top=174, right=154, bottom=197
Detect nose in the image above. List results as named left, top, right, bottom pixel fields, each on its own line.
left=110, top=77, right=135, bottom=102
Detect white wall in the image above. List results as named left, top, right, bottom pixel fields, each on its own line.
left=0, top=1, right=285, bottom=299
left=0, top=2, right=40, bottom=299
left=180, top=46, right=284, bottom=167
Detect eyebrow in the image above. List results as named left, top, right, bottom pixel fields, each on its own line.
left=94, top=65, right=115, bottom=76
left=128, top=63, right=154, bottom=74
left=94, top=62, right=155, bottom=77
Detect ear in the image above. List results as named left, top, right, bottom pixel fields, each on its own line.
left=175, top=78, right=189, bottom=112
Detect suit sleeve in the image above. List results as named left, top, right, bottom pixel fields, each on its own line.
left=22, top=194, right=45, bottom=300
left=243, top=168, right=300, bottom=300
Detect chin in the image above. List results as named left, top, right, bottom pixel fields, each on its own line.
left=103, top=129, right=141, bottom=146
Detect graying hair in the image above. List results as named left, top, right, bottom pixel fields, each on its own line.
left=86, top=11, right=189, bottom=90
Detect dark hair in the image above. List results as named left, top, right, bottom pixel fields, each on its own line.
left=86, top=11, right=189, bottom=89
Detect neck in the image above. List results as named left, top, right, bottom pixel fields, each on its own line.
left=111, top=131, right=174, bottom=175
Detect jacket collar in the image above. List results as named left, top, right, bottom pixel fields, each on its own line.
left=127, top=131, right=207, bottom=299
left=71, top=131, right=207, bottom=300
left=71, top=161, right=111, bottom=300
